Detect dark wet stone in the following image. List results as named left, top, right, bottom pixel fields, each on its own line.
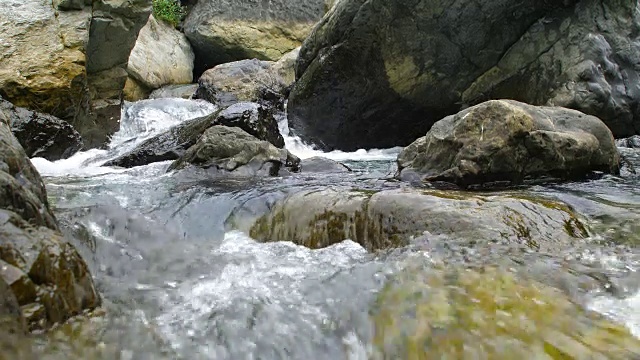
left=216, top=102, right=284, bottom=148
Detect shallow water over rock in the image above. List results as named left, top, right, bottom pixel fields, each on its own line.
left=18, top=98, right=640, bottom=358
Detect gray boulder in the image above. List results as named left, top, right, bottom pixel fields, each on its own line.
left=127, top=14, right=195, bottom=90
left=216, top=102, right=284, bottom=148
left=183, top=0, right=325, bottom=74
left=149, top=84, right=198, bottom=100
left=396, top=100, right=620, bottom=187
left=195, top=59, right=288, bottom=108
left=288, top=0, right=640, bottom=151
left=1, top=98, right=83, bottom=161
left=300, top=156, right=351, bottom=173
left=616, top=135, right=640, bottom=149
left=249, top=187, right=589, bottom=252
left=168, top=126, right=300, bottom=176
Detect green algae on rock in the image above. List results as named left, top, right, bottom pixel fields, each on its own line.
left=249, top=187, right=589, bottom=252
left=371, top=266, right=640, bottom=359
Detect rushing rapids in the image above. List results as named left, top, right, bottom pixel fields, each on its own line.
left=11, top=98, right=640, bottom=358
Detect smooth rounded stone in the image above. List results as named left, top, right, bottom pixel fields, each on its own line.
left=195, top=59, right=288, bottom=108
left=271, top=47, right=300, bottom=86
left=371, top=265, right=640, bottom=359
left=288, top=0, right=640, bottom=151
left=216, top=102, right=284, bottom=148
left=0, top=121, right=57, bottom=229
left=168, top=126, right=300, bottom=177
left=149, top=84, right=198, bottom=100
left=183, top=0, right=325, bottom=75
left=104, top=112, right=219, bottom=168
left=249, top=187, right=589, bottom=251
left=1, top=98, right=83, bottom=161
left=0, top=276, right=26, bottom=336
left=396, top=100, right=620, bottom=188
left=299, top=156, right=351, bottom=173
left=127, top=14, right=195, bottom=90
left=616, top=135, right=640, bottom=149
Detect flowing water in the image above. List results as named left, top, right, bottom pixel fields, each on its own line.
left=19, top=98, right=640, bottom=358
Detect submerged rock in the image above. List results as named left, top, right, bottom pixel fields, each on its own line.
left=396, top=100, right=620, bottom=188
left=249, top=187, right=589, bottom=251
left=1, top=98, right=83, bottom=161
left=372, top=265, right=640, bottom=359
left=183, top=0, right=325, bottom=74
left=289, top=0, right=640, bottom=150
left=168, top=126, right=300, bottom=176
left=195, top=59, right=289, bottom=108
left=299, top=156, right=351, bottom=173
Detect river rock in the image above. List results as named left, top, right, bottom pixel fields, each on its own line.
left=372, top=265, right=640, bottom=359
left=216, top=102, right=284, bottom=148
left=0, top=276, right=25, bottom=335
left=249, top=187, right=589, bottom=251
left=616, top=135, right=640, bottom=149
left=300, top=157, right=351, bottom=173
left=168, top=126, right=300, bottom=176
left=271, top=47, right=301, bottom=86
left=149, top=84, right=198, bottom=99
left=396, top=100, right=620, bottom=188
left=0, top=120, right=100, bottom=330
left=127, top=14, right=195, bottom=90
left=1, top=99, right=83, bottom=161
left=288, top=0, right=640, bottom=151
left=195, top=59, right=288, bottom=108
left=104, top=112, right=218, bottom=168
left=183, top=0, right=326, bottom=75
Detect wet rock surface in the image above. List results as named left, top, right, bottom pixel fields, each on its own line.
left=299, top=157, right=351, bottom=173
left=168, top=126, right=300, bottom=176
left=215, top=102, right=284, bottom=148
left=250, top=187, right=589, bottom=252
left=1, top=98, right=83, bottom=161
left=397, top=100, right=620, bottom=188
left=0, top=120, right=100, bottom=331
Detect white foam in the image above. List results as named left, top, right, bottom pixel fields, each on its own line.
left=588, top=290, right=640, bottom=338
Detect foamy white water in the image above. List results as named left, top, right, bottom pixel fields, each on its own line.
left=589, top=291, right=640, bottom=337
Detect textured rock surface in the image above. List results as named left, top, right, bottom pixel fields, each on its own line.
left=271, top=47, right=300, bottom=86
left=127, top=14, right=194, bottom=90
left=0, top=120, right=100, bottom=330
left=250, top=187, right=589, bottom=251
left=183, top=0, right=325, bottom=75
left=0, top=0, right=90, bottom=119
left=372, top=266, right=640, bottom=359
left=0, top=276, right=25, bottom=335
left=299, top=156, right=351, bottom=173
left=149, top=84, right=198, bottom=99
left=195, top=59, right=288, bottom=108
left=616, top=135, right=640, bottom=148
left=216, top=102, right=284, bottom=148
left=396, top=100, right=620, bottom=187
left=123, top=76, right=151, bottom=102
left=168, top=126, right=300, bottom=176
left=289, top=0, right=640, bottom=151
left=1, top=98, right=83, bottom=161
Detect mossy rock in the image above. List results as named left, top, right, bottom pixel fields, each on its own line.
left=371, top=266, right=640, bottom=359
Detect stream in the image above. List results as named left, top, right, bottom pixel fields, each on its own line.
left=21, top=98, right=640, bottom=358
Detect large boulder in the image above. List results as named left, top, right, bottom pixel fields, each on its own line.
left=127, top=14, right=195, bottom=91
left=0, top=0, right=90, bottom=120
left=168, top=126, right=300, bottom=176
left=396, top=100, right=620, bottom=187
left=1, top=99, right=83, bottom=161
left=249, top=187, right=589, bottom=252
left=372, top=265, right=640, bottom=359
left=0, top=120, right=100, bottom=330
left=183, top=0, right=326, bottom=75
left=288, top=0, right=640, bottom=151
left=195, top=59, right=289, bottom=108
left=0, top=0, right=152, bottom=149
